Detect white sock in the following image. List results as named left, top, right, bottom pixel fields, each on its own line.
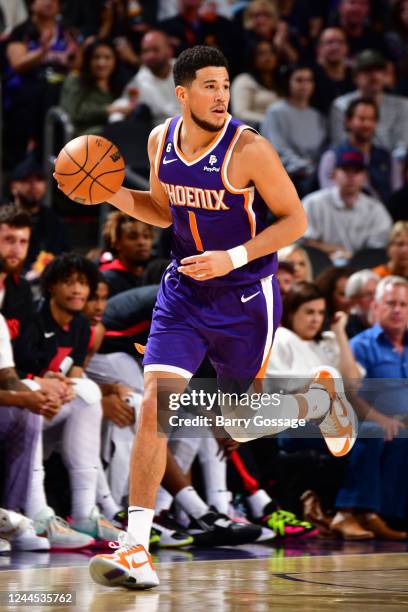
left=70, top=467, right=98, bottom=520
left=25, top=441, right=48, bottom=519
left=207, top=490, right=231, bottom=515
left=198, top=436, right=229, bottom=514
left=155, top=487, right=173, bottom=516
left=301, top=388, right=331, bottom=419
left=247, top=489, right=272, bottom=519
left=174, top=486, right=209, bottom=519
left=128, top=506, right=154, bottom=550
left=96, top=464, right=120, bottom=520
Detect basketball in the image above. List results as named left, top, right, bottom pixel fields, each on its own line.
left=54, top=135, right=125, bottom=205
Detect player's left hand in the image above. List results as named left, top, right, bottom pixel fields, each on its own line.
left=178, top=251, right=234, bottom=281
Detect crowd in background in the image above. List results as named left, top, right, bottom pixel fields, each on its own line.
left=0, top=0, right=408, bottom=553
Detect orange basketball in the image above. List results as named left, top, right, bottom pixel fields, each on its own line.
left=54, top=135, right=125, bottom=205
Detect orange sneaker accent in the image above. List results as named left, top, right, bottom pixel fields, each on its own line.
left=135, top=343, right=146, bottom=355
left=311, top=370, right=336, bottom=398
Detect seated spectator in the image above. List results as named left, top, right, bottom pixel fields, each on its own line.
left=330, top=50, right=408, bottom=156
left=345, top=269, right=380, bottom=338
left=372, top=221, right=408, bottom=279
left=276, top=261, right=295, bottom=295
left=230, top=40, right=280, bottom=127
left=242, top=0, right=298, bottom=66
left=303, top=146, right=392, bottom=261
left=313, top=27, right=354, bottom=114
left=385, top=0, right=408, bottom=66
left=60, top=38, right=130, bottom=136
left=387, top=153, right=408, bottom=222
left=109, top=30, right=180, bottom=126
left=261, top=64, right=327, bottom=196
left=8, top=158, right=70, bottom=273
left=99, top=211, right=168, bottom=296
left=320, top=97, right=399, bottom=203
left=315, top=265, right=353, bottom=322
left=159, top=0, right=242, bottom=76
left=4, top=0, right=79, bottom=166
left=328, top=0, right=388, bottom=61
left=278, top=244, right=313, bottom=282
left=19, top=254, right=125, bottom=547
left=333, top=276, right=408, bottom=540
left=266, top=281, right=362, bottom=384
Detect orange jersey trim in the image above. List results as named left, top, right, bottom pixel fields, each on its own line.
left=188, top=211, right=204, bottom=251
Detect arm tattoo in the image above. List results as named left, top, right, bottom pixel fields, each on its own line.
left=0, top=367, right=28, bottom=391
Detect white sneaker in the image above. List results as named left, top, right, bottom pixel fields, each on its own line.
left=152, top=521, right=193, bottom=548
left=0, top=509, right=50, bottom=551
left=0, top=538, right=11, bottom=553
left=89, top=532, right=159, bottom=589
left=34, top=506, right=95, bottom=551
left=310, top=366, right=358, bottom=457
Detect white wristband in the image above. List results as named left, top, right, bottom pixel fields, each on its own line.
left=22, top=379, right=41, bottom=391
left=227, top=245, right=248, bottom=269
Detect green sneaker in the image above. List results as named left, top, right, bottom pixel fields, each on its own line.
left=71, top=506, right=125, bottom=549
left=261, top=510, right=317, bottom=538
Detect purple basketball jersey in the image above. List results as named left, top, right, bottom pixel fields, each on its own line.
left=156, top=114, right=277, bottom=287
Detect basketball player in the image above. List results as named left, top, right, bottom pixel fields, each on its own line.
left=56, top=46, right=357, bottom=589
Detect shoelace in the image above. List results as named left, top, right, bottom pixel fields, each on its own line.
left=49, top=516, right=76, bottom=534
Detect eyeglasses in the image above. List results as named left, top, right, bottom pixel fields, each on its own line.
left=250, top=11, right=273, bottom=18
left=391, top=241, right=408, bottom=248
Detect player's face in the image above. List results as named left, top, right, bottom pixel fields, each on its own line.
left=84, top=281, right=109, bottom=324
left=50, top=272, right=91, bottom=314
left=346, top=104, right=377, bottom=142
left=291, top=298, right=326, bottom=340
left=0, top=224, right=30, bottom=273
left=178, top=66, right=230, bottom=133
left=116, top=221, right=153, bottom=264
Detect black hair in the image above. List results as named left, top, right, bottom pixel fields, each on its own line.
left=80, top=38, right=122, bottom=97
left=245, top=40, right=280, bottom=90
left=88, top=272, right=110, bottom=300
left=0, top=205, right=31, bottom=230
left=281, top=282, right=326, bottom=341
left=173, top=45, right=229, bottom=87
left=41, top=253, right=99, bottom=299
left=345, top=96, right=379, bottom=121
left=281, top=63, right=315, bottom=98
left=315, top=265, right=353, bottom=319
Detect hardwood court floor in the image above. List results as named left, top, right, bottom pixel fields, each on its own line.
left=1, top=545, right=408, bottom=611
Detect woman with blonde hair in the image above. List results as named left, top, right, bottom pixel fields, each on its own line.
left=372, top=221, right=408, bottom=279
left=243, top=0, right=298, bottom=65
left=278, top=244, right=313, bottom=282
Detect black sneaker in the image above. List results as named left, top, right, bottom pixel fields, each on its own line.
left=185, top=508, right=262, bottom=546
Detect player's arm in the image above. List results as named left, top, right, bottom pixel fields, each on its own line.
left=237, top=132, right=307, bottom=261
left=106, top=124, right=173, bottom=228
left=178, top=132, right=307, bottom=281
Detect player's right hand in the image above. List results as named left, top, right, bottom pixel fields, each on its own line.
left=19, top=390, right=59, bottom=418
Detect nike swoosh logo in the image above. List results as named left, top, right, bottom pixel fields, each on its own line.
left=44, top=332, right=55, bottom=338
left=241, top=291, right=260, bottom=303
left=131, top=559, right=149, bottom=569
left=163, top=157, right=177, bottom=165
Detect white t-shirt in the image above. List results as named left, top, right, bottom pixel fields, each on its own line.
left=0, top=313, right=14, bottom=370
